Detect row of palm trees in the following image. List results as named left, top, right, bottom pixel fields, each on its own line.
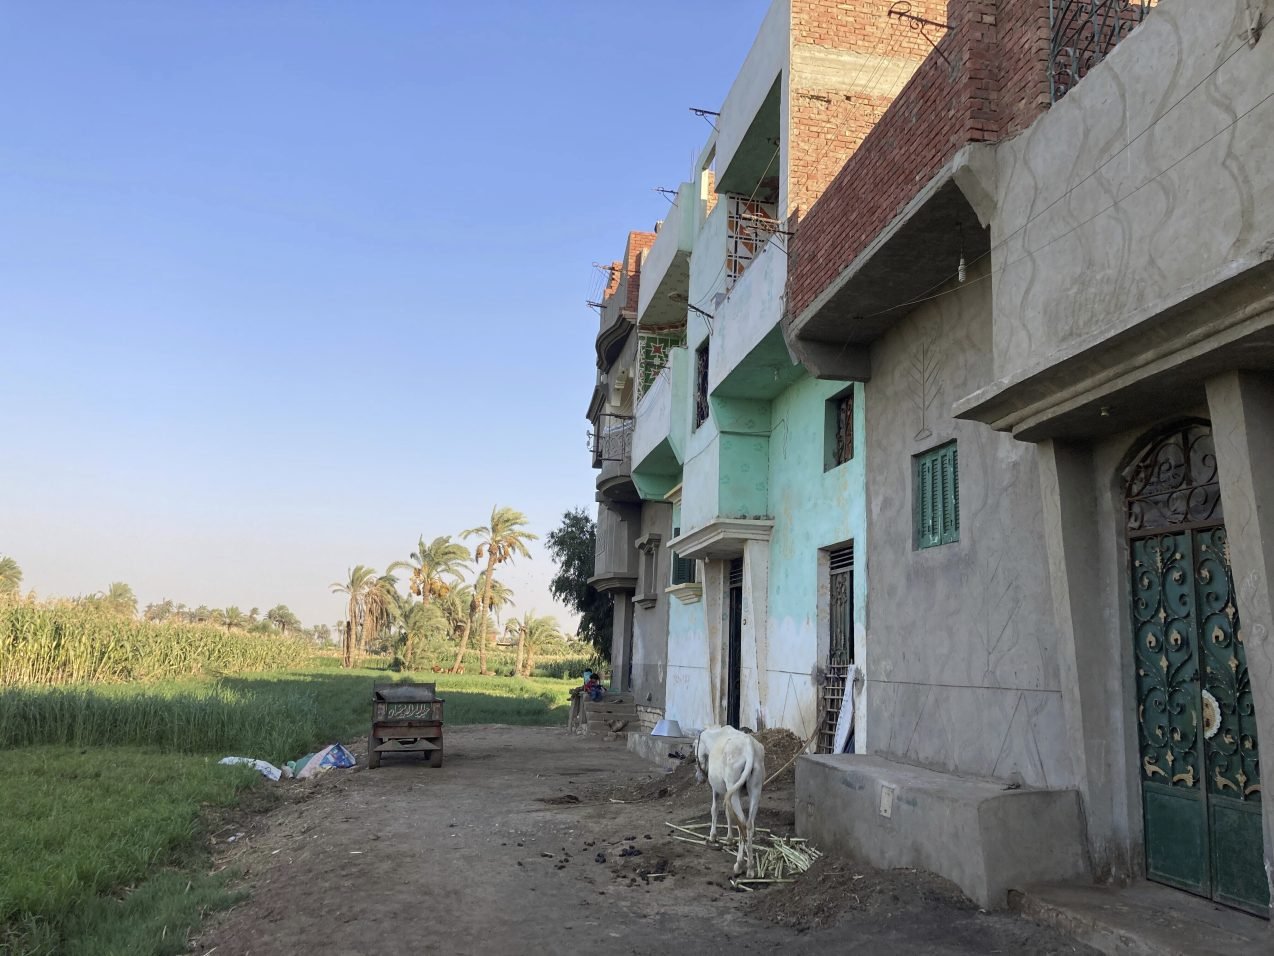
left=0, top=556, right=325, bottom=641
left=333, top=506, right=564, bottom=673
left=142, top=600, right=311, bottom=637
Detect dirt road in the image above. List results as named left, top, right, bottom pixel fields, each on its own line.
left=196, top=726, right=1094, bottom=956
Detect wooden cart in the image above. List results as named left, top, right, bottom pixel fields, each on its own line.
left=369, top=682, right=444, bottom=769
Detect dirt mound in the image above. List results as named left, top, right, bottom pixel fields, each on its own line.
left=753, top=727, right=806, bottom=789
left=596, top=760, right=702, bottom=804
left=755, top=855, right=973, bottom=930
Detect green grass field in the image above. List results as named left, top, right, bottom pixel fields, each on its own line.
left=0, top=663, right=575, bottom=956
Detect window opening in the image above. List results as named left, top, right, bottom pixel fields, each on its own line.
left=694, top=344, right=710, bottom=429
left=670, top=528, right=696, bottom=586
left=915, top=442, right=959, bottom=549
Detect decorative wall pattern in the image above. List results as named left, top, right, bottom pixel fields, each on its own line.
left=637, top=330, right=685, bottom=399
left=726, top=195, right=778, bottom=291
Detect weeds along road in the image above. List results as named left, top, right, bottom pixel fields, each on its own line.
left=196, top=725, right=1094, bottom=956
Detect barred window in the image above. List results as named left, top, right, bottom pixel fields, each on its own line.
left=825, top=389, right=854, bottom=470
left=694, top=343, right=710, bottom=429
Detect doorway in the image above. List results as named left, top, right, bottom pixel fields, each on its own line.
left=1125, top=422, right=1267, bottom=915
left=726, top=558, right=743, bottom=728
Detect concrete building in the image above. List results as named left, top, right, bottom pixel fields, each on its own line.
left=587, top=230, right=675, bottom=731
left=624, top=0, right=941, bottom=746
left=785, top=0, right=1274, bottom=922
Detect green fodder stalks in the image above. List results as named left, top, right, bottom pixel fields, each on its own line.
left=0, top=684, right=320, bottom=765
left=0, top=603, right=309, bottom=686
left=0, top=748, right=259, bottom=956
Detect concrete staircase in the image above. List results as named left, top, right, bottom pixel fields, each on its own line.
left=582, top=693, right=637, bottom=738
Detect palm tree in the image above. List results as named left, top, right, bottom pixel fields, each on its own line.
left=511, top=613, right=560, bottom=678
left=475, top=572, right=515, bottom=626
left=105, top=582, right=137, bottom=618
left=438, top=583, right=473, bottom=645
left=390, top=535, right=471, bottom=606
left=267, top=604, right=300, bottom=635
left=330, top=566, right=395, bottom=667
left=222, top=606, right=247, bottom=631
left=0, top=556, right=23, bottom=598
left=456, top=506, right=538, bottom=675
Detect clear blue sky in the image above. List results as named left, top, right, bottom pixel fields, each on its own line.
left=0, top=1, right=772, bottom=629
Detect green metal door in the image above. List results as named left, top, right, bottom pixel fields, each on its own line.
left=1127, top=424, right=1267, bottom=916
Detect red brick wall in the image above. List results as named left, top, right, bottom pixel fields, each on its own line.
left=787, top=0, right=1053, bottom=320
left=787, top=0, right=944, bottom=219
left=602, top=231, right=657, bottom=314
left=624, top=231, right=656, bottom=314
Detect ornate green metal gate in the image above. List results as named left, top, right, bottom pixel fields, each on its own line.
left=1127, top=424, right=1267, bottom=915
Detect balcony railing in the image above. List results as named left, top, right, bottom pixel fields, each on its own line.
left=1050, top=0, right=1153, bottom=103
left=590, top=414, right=634, bottom=466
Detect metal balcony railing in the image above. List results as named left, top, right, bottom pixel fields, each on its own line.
left=590, top=414, right=634, bottom=465
left=1050, top=0, right=1153, bottom=103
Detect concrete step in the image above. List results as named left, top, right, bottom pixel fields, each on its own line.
left=583, top=703, right=637, bottom=717
left=1009, top=882, right=1270, bottom=956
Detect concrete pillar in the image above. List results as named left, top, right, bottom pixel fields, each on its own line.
left=1205, top=371, right=1274, bottom=913
left=743, top=538, right=771, bottom=730
left=702, top=560, right=726, bottom=724
left=611, top=592, right=635, bottom=692
left=1038, top=439, right=1129, bottom=882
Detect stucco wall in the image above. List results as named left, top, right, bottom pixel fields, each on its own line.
left=709, top=238, right=787, bottom=396
left=632, top=502, right=673, bottom=712
left=989, top=0, right=1274, bottom=388
left=716, top=0, right=790, bottom=204
left=765, top=372, right=867, bottom=739
left=863, top=264, right=1073, bottom=788
left=665, top=559, right=721, bottom=733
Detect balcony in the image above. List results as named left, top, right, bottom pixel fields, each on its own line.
left=1049, top=1, right=1153, bottom=103
left=632, top=347, right=687, bottom=501
left=591, top=413, right=638, bottom=502
left=638, top=183, right=697, bottom=328
left=709, top=233, right=803, bottom=400
left=590, top=501, right=639, bottom=593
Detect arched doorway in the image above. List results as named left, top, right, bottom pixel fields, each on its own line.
left=1125, top=421, right=1267, bottom=915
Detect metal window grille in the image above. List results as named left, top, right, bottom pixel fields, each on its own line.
left=819, top=544, right=854, bottom=754
left=829, top=546, right=854, bottom=666
left=726, top=195, right=779, bottom=291
left=694, top=344, right=710, bottom=429
left=915, top=443, right=959, bottom=549
left=728, top=557, right=744, bottom=587
left=833, top=393, right=854, bottom=466
left=1050, top=1, right=1153, bottom=103
left=590, top=414, right=634, bottom=464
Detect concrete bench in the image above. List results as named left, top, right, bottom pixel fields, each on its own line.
left=796, top=754, right=1089, bottom=908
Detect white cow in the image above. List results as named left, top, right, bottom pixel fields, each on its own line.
left=695, top=725, right=766, bottom=876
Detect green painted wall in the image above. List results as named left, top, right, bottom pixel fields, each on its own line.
left=763, top=373, right=866, bottom=730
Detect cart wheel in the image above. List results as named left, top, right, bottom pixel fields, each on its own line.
left=368, top=737, right=381, bottom=769
left=429, top=742, right=443, bottom=768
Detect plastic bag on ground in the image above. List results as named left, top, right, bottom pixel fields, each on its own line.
left=289, top=743, right=357, bottom=779
left=219, top=756, right=283, bottom=781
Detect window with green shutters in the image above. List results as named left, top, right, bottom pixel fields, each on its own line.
left=914, top=442, right=959, bottom=549
left=669, top=527, right=697, bottom=585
